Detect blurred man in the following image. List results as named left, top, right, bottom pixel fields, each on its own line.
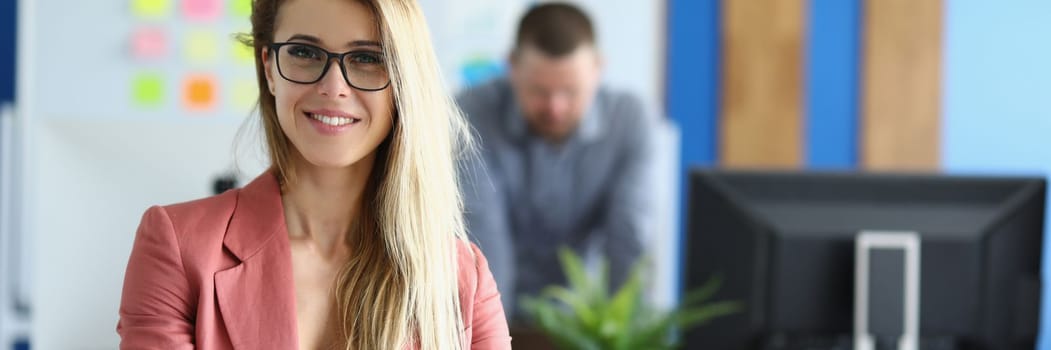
left=458, top=2, right=657, bottom=319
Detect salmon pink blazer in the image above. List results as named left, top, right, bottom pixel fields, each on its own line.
left=117, top=172, right=511, bottom=349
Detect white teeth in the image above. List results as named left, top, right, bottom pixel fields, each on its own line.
left=309, top=113, right=357, bottom=126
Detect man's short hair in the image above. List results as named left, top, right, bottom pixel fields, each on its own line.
left=514, top=3, right=596, bottom=57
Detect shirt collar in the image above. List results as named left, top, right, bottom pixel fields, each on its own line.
left=504, top=91, right=605, bottom=144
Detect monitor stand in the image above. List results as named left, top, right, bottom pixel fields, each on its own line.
left=854, top=231, right=920, bottom=350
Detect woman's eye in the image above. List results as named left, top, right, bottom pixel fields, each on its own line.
left=349, top=52, right=383, bottom=65
left=288, top=46, right=322, bottom=59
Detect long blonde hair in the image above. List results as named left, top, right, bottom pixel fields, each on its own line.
left=246, top=0, right=472, bottom=348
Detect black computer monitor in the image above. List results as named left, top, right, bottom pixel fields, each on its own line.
left=683, top=170, right=1045, bottom=349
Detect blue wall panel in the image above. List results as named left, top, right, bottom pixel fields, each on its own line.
left=806, top=0, right=860, bottom=169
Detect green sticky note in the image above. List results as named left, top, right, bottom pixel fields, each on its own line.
left=185, top=31, right=218, bottom=63
left=231, top=0, right=252, bottom=18
left=131, top=0, right=171, bottom=19
left=132, top=73, right=165, bottom=107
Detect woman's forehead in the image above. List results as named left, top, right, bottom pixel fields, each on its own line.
left=274, top=0, right=379, bottom=49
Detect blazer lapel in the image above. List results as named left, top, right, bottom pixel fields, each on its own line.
left=214, top=172, right=299, bottom=349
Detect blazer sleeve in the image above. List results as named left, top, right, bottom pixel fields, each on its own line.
left=468, top=243, right=512, bottom=349
left=116, top=206, right=195, bottom=349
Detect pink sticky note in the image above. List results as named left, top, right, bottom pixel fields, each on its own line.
left=182, top=0, right=221, bottom=21
left=131, top=27, right=168, bottom=60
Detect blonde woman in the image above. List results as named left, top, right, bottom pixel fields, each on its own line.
left=115, top=0, right=510, bottom=348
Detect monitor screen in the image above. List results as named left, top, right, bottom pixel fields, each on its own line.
left=682, top=170, right=1045, bottom=349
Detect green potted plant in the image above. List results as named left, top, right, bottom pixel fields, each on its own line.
left=519, top=247, right=741, bottom=350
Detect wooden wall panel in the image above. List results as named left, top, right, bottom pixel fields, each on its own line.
left=720, top=0, right=805, bottom=168
left=861, top=0, right=943, bottom=170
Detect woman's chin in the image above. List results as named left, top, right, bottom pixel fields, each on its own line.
left=300, top=153, right=369, bottom=170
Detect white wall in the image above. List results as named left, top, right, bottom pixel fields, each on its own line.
left=29, top=119, right=263, bottom=349
left=421, top=0, right=666, bottom=111
left=941, top=0, right=1051, bottom=347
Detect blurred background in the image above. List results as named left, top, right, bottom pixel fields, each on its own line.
left=1, top=0, right=1050, bottom=349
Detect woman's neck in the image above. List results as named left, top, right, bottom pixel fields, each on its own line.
left=280, top=152, right=376, bottom=260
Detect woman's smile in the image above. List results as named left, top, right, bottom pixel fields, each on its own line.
left=302, top=108, right=364, bottom=136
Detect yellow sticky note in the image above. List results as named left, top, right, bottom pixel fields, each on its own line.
left=232, top=79, right=259, bottom=111
left=185, top=31, right=218, bottom=64
left=132, top=0, right=171, bottom=19
left=231, top=40, right=254, bottom=65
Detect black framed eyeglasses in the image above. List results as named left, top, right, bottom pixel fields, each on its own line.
left=268, top=42, right=391, bottom=92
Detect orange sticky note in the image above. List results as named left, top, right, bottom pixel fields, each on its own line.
left=183, top=0, right=221, bottom=21
left=183, top=75, right=218, bottom=111
left=130, top=27, right=168, bottom=60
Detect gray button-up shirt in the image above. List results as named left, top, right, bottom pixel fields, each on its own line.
left=457, top=78, right=658, bottom=318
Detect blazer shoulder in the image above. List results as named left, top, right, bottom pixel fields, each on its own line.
left=455, top=240, right=501, bottom=300
left=454, top=239, right=510, bottom=344
left=149, top=189, right=240, bottom=249
left=456, top=240, right=480, bottom=284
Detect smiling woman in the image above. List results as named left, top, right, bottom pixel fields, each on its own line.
left=115, top=0, right=511, bottom=349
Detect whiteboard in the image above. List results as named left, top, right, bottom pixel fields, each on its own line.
left=30, top=0, right=257, bottom=121
left=26, top=0, right=664, bottom=120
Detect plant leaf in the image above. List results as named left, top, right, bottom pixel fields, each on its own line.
left=681, top=274, right=723, bottom=306
left=627, top=312, right=675, bottom=349
left=675, top=301, right=744, bottom=329
left=607, top=261, right=644, bottom=329
left=557, top=247, right=594, bottom=301
left=521, top=297, right=601, bottom=350
left=540, top=286, right=599, bottom=329
left=522, top=250, right=742, bottom=350
left=594, top=257, right=610, bottom=303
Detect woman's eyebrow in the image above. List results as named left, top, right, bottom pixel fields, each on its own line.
left=349, top=40, right=382, bottom=48
left=286, top=34, right=322, bottom=43
left=286, top=34, right=380, bottom=50
left=284, top=34, right=381, bottom=50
